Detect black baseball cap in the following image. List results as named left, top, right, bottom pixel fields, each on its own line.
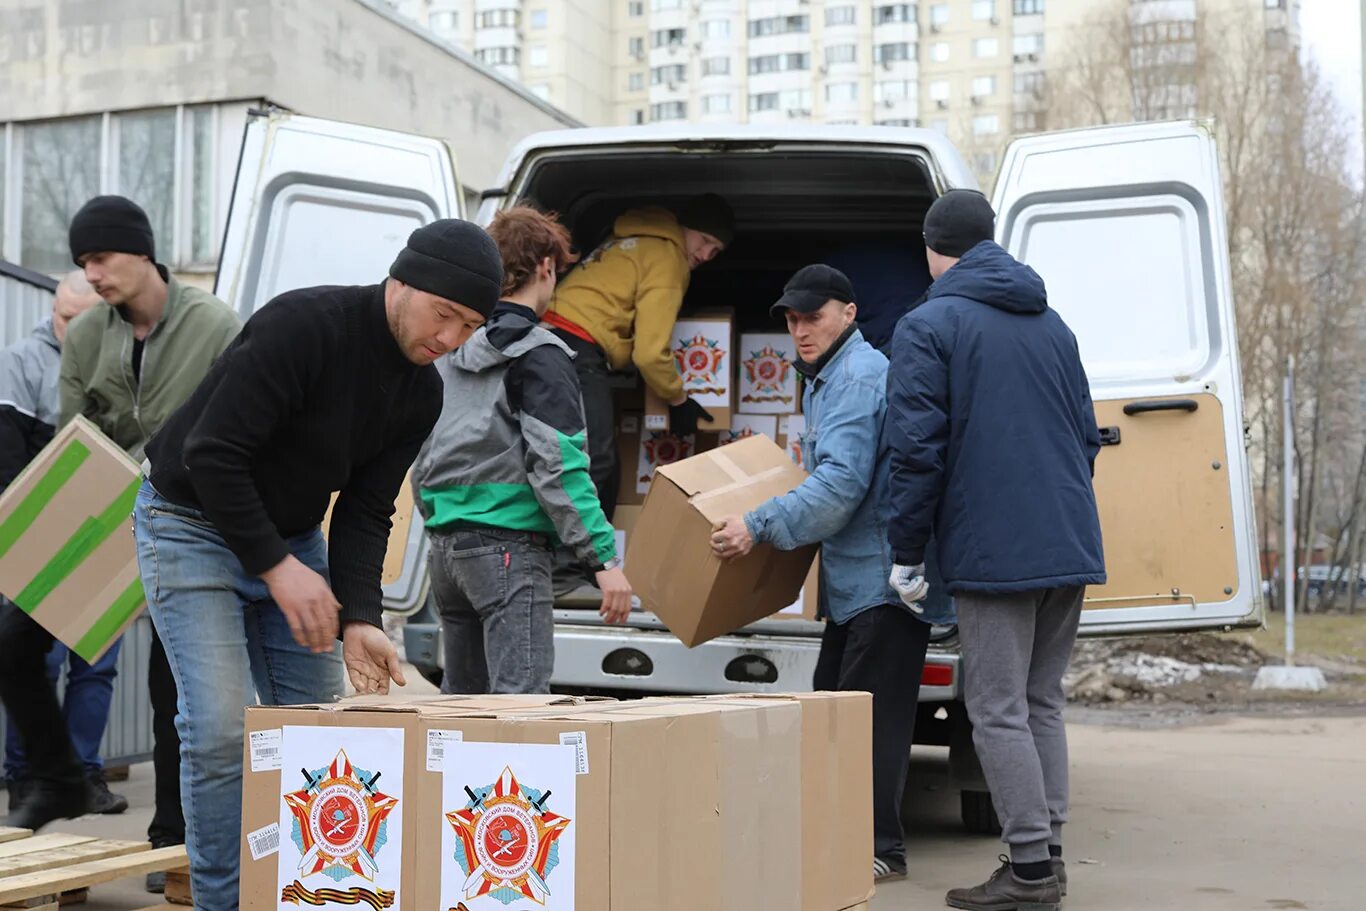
left=770, top=264, right=855, bottom=317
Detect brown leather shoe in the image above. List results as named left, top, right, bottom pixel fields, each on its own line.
left=945, top=856, right=1062, bottom=911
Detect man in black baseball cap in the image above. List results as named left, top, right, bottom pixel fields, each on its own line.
left=133, top=218, right=501, bottom=907
left=712, top=262, right=948, bottom=883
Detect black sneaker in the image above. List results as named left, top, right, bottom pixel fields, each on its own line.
left=146, top=839, right=183, bottom=893
left=5, top=777, right=30, bottom=814
left=4, top=781, right=90, bottom=832
left=873, top=855, right=907, bottom=882
left=945, top=856, right=1062, bottom=911
left=85, top=773, right=128, bottom=815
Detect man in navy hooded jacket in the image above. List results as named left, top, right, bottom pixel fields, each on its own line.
left=885, top=190, right=1104, bottom=911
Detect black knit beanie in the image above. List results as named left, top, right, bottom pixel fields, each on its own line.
left=923, top=189, right=996, bottom=258
left=69, top=196, right=156, bottom=265
left=388, top=219, right=503, bottom=318
left=677, top=194, right=735, bottom=246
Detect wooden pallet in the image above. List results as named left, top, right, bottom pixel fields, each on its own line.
left=0, top=829, right=187, bottom=909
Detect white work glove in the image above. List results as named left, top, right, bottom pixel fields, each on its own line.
left=889, top=563, right=928, bottom=613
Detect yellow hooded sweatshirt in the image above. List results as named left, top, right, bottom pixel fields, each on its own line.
left=549, top=207, right=689, bottom=402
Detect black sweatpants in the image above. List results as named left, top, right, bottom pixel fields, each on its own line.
left=0, top=602, right=83, bottom=788
left=147, top=626, right=185, bottom=846
left=814, top=604, right=931, bottom=867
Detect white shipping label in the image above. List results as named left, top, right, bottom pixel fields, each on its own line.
left=249, top=729, right=282, bottom=772
left=246, top=822, right=281, bottom=860
left=427, top=728, right=464, bottom=773
left=559, top=731, right=590, bottom=775
left=644, top=413, right=668, bottom=431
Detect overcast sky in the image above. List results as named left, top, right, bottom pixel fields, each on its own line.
left=1300, top=0, right=1363, bottom=177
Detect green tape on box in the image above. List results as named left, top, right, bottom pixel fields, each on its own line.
left=13, top=476, right=143, bottom=614
left=73, top=577, right=146, bottom=664
left=0, top=442, right=91, bottom=560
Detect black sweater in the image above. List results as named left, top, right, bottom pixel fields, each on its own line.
left=145, top=283, right=442, bottom=629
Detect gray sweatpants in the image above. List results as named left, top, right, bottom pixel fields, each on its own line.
left=957, top=586, right=1084, bottom=864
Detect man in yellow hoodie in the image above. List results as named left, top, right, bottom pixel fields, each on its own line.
left=543, top=194, right=733, bottom=519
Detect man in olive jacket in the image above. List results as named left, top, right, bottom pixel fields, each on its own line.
left=0, top=197, right=238, bottom=879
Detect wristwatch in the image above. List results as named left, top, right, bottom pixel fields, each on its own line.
left=596, top=555, right=624, bottom=572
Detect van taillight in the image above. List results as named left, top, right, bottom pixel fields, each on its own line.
left=922, top=663, right=953, bottom=687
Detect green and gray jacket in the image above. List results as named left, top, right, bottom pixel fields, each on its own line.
left=59, top=267, right=240, bottom=458
left=413, top=302, right=617, bottom=569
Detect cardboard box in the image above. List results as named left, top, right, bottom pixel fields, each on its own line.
left=699, top=693, right=873, bottom=911
left=778, top=413, right=807, bottom=469
left=738, top=333, right=800, bottom=414
left=417, top=698, right=800, bottom=911
left=718, top=413, right=778, bottom=447
left=0, top=416, right=144, bottom=663
left=642, top=314, right=734, bottom=432
left=775, top=554, right=821, bottom=620
left=627, top=435, right=817, bottom=647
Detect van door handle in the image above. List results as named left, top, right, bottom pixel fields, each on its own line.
left=1122, top=399, right=1199, bottom=416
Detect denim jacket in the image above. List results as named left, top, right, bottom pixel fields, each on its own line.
left=744, top=330, right=955, bottom=626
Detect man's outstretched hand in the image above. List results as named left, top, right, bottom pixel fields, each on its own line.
left=342, top=621, right=408, bottom=695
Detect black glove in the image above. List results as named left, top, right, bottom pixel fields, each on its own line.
left=668, top=397, right=714, bottom=437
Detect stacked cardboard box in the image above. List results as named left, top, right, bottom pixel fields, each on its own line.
left=240, top=692, right=871, bottom=911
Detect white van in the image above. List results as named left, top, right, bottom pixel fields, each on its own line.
left=215, top=110, right=1263, bottom=832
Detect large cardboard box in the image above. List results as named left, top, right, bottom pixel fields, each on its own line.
left=0, top=416, right=143, bottom=663
left=244, top=696, right=800, bottom=911
left=642, top=314, right=734, bottom=432
left=700, top=693, right=874, bottom=911
left=627, top=434, right=817, bottom=647
left=737, top=332, right=800, bottom=414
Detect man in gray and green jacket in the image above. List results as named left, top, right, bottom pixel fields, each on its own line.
left=413, top=207, right=632, bottom=694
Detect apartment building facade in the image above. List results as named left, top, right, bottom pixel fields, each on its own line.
left=385, top=0, right=1299, bottom=181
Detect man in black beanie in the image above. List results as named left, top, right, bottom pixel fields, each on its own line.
left=133, top=219, right=501, bottom=909
left=885, top=189, right=1104, bottom=908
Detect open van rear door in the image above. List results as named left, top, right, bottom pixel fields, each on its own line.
left=992, top=120, right=1262, bottom=634
left=215, top=109, right=462, bottom=614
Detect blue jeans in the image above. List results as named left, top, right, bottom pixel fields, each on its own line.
left=3, top=637, right=122, bottom=779
left=133, top=480, right=343, bottom=911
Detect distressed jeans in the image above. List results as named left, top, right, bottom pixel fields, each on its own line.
left=133, top=480, right=343, bottom=911
left=430, top=527, right=555, bottom=694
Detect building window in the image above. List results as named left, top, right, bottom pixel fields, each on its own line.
left=703, top=93, right=733, bottom=114
left=1013, top=0, right=1043, bottom=14
left=429, top=10, right=458, bottom=31
left=701, top=19, right=730, bottom=39
left=973, top=113, right=1000, bottom=135
left=629, top=36, right=645, bottom=57
left=875, top=4, right=915, bottom=24
left=188, top=107, right=216, bottom=265
left=826, top=44, right=857, bottom=65
left=529, top=45, right=548, bottom=67
left=115, top=110, right=177, bottom=258
left=877, top=118, right=917, bottom=127
left=972, top=0, right=996, bottom=20
left=875, top=42, right=914, bottom=63
left=826, top=82, right=859, bottom=103
left=930, top=79, right=950, bottom=101
left=629, top=72, right=644, bottom=91
left=974, top=37, right=998, bottom=57
left=972, top=75, right=996, bottom=96
left=749, top=92, right=778, bottom=112
left=650, top=101, right=687, bottom=121
left=748, top=15, right=809, bottom=38
left=702, top=56, right=731, bottom=76
left=930, top=4, right=949, bottom=27
left=1264, top=0, right=1284, bottom=7
left=1266, top=27, right=1288, bottom=49
left=1014, top=110, right=1043, bottom=131
left=21, top=117, right=101, bottom=272
left=826, top=5, right=857, bottom=26
left=828, top=119, right=859, bottom=126
left=651, top=0, right=681, bottom=9
left=651, top=27, right=687, bottom=48
left=631, top=109, right=645, bottom=125
left=1015, top=72, right=1044, bottom=95
left=1013, top=33, right=1043, bottom=57
left=749, top=53, right=810, bottom=74
left=931, top=42, right=950, bottom=62
left=530, top=9, right=548, bottom=28
left=475, top=46, right=520, bottom=65
left=875, top=80, right=915, bottom=103
left=651, top=63, right=687, bottom=85
left=476, top=9, right=518, bottom=28
left=629, top=1, right=644, bottom=15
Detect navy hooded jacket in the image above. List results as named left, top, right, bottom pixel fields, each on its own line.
left=886, top=240, right=1106, bottom=594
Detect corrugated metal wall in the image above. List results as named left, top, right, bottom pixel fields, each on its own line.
left=0, top=263, right=157, bottom=773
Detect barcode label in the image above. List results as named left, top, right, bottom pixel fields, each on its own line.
left=427, top=728, right=464, bottom=772
left=249, top=729, right=282, bottom=772
left=247, top=822, right=280, bottom=860
left=559, top=731, right=589, bottom=775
